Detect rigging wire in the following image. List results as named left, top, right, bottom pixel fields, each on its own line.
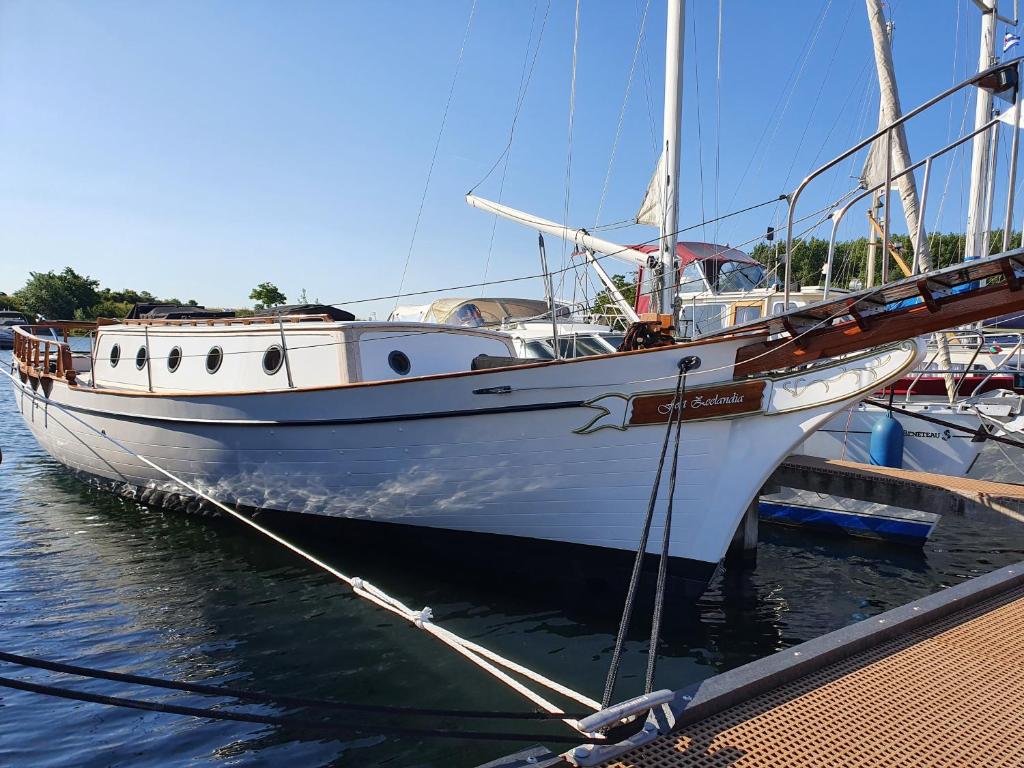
left=329, top=193, right=789, bottom=309
left=479, top=0, right=548, bottom=295
left=690, top=4, right=708, bottom=243
left=594, top=0, right=653, bottom=228
left=713, top=0, right=723, bottom=244
left=557, top=0, right=584, bottom=300
left=467, top=1, right=553, bottom=195
left=725, top=1, right=834, bottom=214
left=393, top=0, right=478, bottom=314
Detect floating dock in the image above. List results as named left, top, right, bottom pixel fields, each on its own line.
left=483, top=560, right=1024, bottom=768
left=770, top=453, right=1024, bottom=520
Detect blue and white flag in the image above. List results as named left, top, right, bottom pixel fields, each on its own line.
left=1004, top=32, right=1020, bottom=53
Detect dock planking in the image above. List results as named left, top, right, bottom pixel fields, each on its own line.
left=483, top=561, right=1024, bottom=768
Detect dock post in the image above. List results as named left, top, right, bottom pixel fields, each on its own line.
left=726, top=496, right=759, bottom=565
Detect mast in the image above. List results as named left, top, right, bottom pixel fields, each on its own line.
left=866, top=0, right=955, bottom=401
left=966, top=0, right=998, bottom=262
left=657, top=0, right=685, bottom=318
left=865, top=0, right=932, bottom=270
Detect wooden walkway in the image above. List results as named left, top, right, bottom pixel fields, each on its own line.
left=482, top=562, right=1024, bottom=768
left=771, top=454, right=1024, bottom=519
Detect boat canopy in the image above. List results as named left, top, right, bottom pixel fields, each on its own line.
left=391, top=297, right=571, bottom=327
left=634, top=242, right=770, bottom=313
left=630, top=242, right=758, bottom=267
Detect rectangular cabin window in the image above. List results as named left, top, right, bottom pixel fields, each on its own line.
left=772, top=301, right=798, bottom=315
left=734, top=306, right=762, bottom=324
left=679, top=303, right=726, bottom=337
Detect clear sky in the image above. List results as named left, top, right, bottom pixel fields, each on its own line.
left=0, top=1, right=1014, bottom=318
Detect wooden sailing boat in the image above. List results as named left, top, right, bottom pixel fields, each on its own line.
left=9, top=3, right=1024, bottom=598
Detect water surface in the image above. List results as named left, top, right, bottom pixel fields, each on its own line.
left=2, top=363, right=1023, bottom=766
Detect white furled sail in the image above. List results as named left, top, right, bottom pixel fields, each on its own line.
left=999, top=101, right=1023, bottom=128
left=635, top=151, right=666, bottom=227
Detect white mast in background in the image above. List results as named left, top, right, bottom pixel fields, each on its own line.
left=864, top=0, right=932, bottom=271
left=966, top=0, right=999, bottom=261
left=657, top=0, right=686, bottom=318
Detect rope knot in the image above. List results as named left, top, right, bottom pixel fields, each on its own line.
left=351, top=577, right=364, bottom=591
left=415, top=606, right=434, bottom=628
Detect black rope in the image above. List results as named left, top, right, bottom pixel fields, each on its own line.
left=644, top=356, right=697, bottom=693
left=0, top=675, right=602, bottom=745
left=600, top=358, right=688, bottom=708
left=0, top=651, right=585, bottom=720
left=863, top=398, right=1024, bottom=452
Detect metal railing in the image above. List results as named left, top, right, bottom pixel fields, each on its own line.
left=786, top=57, right=1023, bottom=304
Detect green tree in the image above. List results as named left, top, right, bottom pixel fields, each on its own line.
left=249, top=282, right=287, bottom=310
left=592, top=273, right=637, bottom=321
left=0, top=292, right=25, bottom=312
left=15, top=267, right=100, bottom=319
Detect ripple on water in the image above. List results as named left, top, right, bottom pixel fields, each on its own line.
left=3, top=377, right=1024, bottom=765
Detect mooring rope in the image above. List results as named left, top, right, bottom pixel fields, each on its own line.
left=864, top=398, right=1024, bottom=452
left=0, top=675, right=604, bottom=745
left=0, top=364, right=601, bottom=733
left=600, top=357, right=689, bottom=708
left=0, top=650, right=586, bottom=720
left=644, top=356, right=694, bottom=695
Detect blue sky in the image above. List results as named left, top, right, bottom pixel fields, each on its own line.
left=0, top=1, right=1013, bottom=318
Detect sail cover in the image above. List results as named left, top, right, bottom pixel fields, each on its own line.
left=635, top=152, right=666, bottom=227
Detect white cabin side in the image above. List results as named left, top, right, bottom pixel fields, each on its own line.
left=89, top=321, right=516, bottom=392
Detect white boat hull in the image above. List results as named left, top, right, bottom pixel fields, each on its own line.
left=7, top=338, right=924, bottom=593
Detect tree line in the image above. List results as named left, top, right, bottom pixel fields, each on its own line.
left=0, top=268, right=295, bottom=320
left=752, top=230, right=1023, bottom=289
left=589, top=229, right=1021, bottom=314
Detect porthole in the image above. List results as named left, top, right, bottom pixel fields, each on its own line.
left=135, top=346, right=148, bottom=370
left=262, top=345, right=284, bottom=375
left=388, top=350, right=411, bottom=376
left=167, top=346, right=182, bottom=373
left=205, top=346, right=223, bottom=374
left=109, top=343, right=121, bottom=368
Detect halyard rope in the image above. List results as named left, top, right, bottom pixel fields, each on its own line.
left=0, top=364, right=601, bottom=734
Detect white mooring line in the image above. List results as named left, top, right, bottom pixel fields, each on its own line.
left=1, top=363, right=602, bottom=737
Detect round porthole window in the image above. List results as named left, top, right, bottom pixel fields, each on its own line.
left=388, top=350, right=411, bottom=376
left=262, top=345, right=284, bottom=375
left=167, top=346, right=182, bottom=372
left=135, top=346, right=148, bottom=370
left=109, top=343, right=121, bottom=368
left=206, top=346, right=223, bottom=374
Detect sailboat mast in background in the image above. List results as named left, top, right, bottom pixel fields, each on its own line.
left=966, top=0, right=999, bottom=262
left=657, top=0, right=685, bottom=319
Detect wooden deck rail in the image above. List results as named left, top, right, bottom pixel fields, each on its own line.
left=12, top=325, right=78, bottom=384
left=119, top=314, right=335, bottom=327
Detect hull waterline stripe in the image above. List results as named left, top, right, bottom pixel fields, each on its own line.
left=11, top=386, right=586, bottom=427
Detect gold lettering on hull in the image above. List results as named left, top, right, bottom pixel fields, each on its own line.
left=575, top=379, right=767, bottom=434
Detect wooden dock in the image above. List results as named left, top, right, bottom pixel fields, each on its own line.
left=769, top=453, right=1024, bottom=520
left=482, top=561, right=1024, bottom=768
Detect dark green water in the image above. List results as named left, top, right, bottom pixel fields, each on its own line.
left=3, top=364, right=1024, bottom=767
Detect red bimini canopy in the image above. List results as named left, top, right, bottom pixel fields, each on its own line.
left=630, top=241, right=757, bottom=268
left=632, top=242, right=757, bottom=313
